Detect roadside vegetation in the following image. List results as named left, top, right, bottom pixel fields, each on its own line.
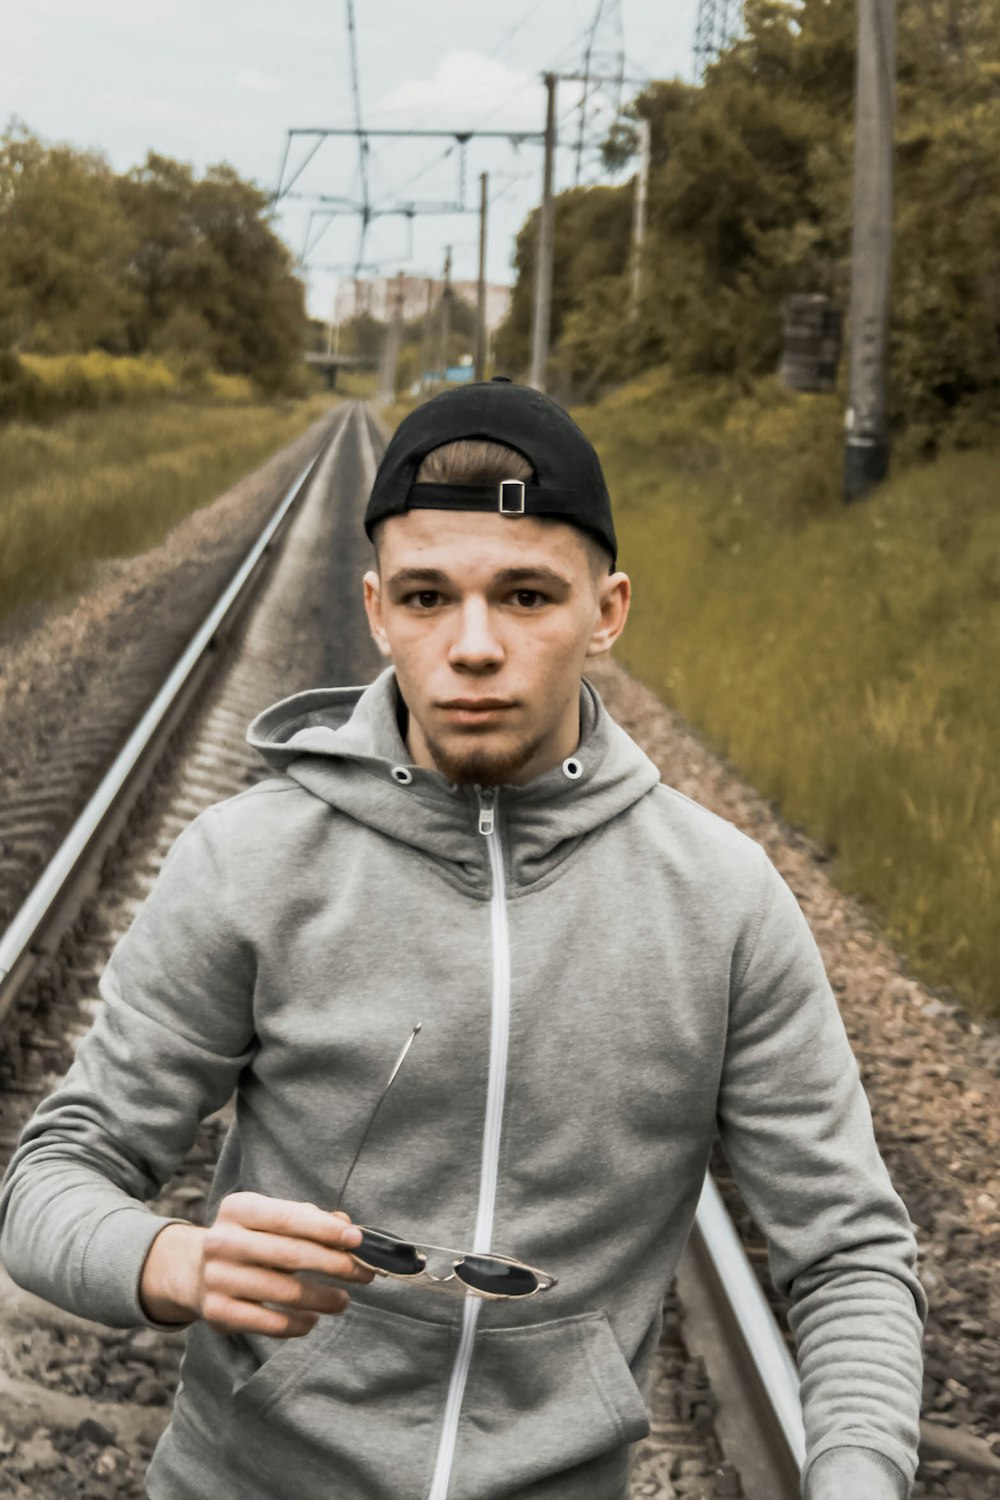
left=0, top=394, right=331, bottom=625
left=566, top=369, right=999, bottom=1019
left=0, top=124, right=329, bottom=626
left=497, top=0, right=1000, bottom=459
left=0, top=125, right=310, bottom=396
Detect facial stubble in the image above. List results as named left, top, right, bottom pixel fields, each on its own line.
left=419, top=721, right=551, bottom=788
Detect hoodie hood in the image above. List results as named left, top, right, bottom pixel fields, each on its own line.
left=246, top=665, right=661, bottom=892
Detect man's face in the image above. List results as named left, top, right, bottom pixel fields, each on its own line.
left=363, top=509, right=629, bottom=787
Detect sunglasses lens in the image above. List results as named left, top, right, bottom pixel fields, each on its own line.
left=455, top=1256, right=538, bottom=1297
left=355, top=1229, right=423, bottom=1276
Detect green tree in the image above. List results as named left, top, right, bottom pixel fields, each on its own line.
left=117, top=154, right=308, bottom=390
left=495, top=0, right=1000, bottom=445
left=0, top=121, right=139, bottom=353
left=493, top=185, right=634, bottom=380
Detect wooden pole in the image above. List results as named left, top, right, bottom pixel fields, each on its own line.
left=434, top=245, right=453, bottom=390
left=475, top=172, right=489, bottom=382
left=844, top=0, right=896, bottom=502
left=420, top=278, right=434, bottom=393
left=378, top=272, right=405, bottom=404
left=529, top=72, right=558, bottom=393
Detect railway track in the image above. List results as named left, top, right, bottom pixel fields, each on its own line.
left=0, top=399, right=994, bottom=1499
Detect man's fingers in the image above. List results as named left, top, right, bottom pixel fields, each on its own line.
left=203, top=1294, right=320, bottom=1340
left=204, top=1263, right=351, bottom=1315
left=216, top=1192, right=364, bottom=1250
left=204, top=1222, right=375, bottom=1284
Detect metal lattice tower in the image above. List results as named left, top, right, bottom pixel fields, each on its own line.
left=693, top=0, right=742, bottom=79
left=573, top=0, right=626, bottom=187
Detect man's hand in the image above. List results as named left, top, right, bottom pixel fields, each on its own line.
left=139, top=1191, right=376, bottom=1337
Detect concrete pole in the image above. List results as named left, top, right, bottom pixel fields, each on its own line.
left=326, top=277, right=341, bottom=358
left=844, top=0, right=896, bottom=502
left=529, top=72, right=558, bottom=393
left=419, top=278, right=435, bottom=394
left=475, top=171, right=489, bottom=382
left=629, top=117, right=652, bottom=320
left=434, top=245, right=453, bottom=391
left=378, top=272, right=405, bottom=404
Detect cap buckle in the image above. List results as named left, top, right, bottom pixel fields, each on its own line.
left=498, top=479, right=526, bottom=515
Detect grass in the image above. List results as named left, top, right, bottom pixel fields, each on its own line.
left=0, top=393, right=334, bottom=626
left=566, top=367, right=1000, bottom=1019
left=1, top=351, right=267, bottom=425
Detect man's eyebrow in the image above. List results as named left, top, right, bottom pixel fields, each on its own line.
left=386, top=567, right=450, bottom=589
left=493, top=566, right=573, bottom=589
left=386, top=565, right=574, bottom=590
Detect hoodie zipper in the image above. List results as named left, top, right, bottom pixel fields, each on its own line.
left=425, top=787, right=510, bottom=1500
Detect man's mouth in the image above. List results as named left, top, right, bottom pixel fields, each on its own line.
left=438, top=699, right=517, bottom=722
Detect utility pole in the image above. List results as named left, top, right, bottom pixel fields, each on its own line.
left=844, top=0, right=896, bottom=502
left=378, top=272, right=405, bottom=404
left=629, top=116, right=651, bottom=319
left=530, top=72, right=558, bottom=394
left=434, top=245, right=453, bottom=390
left=332, top=279, right=344, bottom=357
left=420, top=277, right=434, bottom=393
left=475, top=172, right=489, bottom=383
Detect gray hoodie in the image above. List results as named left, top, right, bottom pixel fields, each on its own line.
left=0, top=666, right=927, bottom=1500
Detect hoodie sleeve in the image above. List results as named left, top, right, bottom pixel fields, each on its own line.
left=0, top=806, right=257, bottom=1329
left=717, top=846, right=928, bottom=1500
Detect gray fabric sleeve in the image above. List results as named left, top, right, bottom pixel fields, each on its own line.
left=0, top=808, right=256, bottom=1328
left=718, top=846, right=928, bottom=1498
left=806, top=1445, right=908, bottom=1500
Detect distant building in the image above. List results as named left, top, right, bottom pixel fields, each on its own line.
left=333, top=274, right=511, bottom=333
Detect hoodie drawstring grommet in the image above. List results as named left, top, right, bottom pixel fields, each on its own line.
left=562, top=757, right=583, bottom=781
left=391, top=766, right=414, bottom=785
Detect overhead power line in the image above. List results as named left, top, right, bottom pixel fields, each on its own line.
left=345, top=0, right=371, bottom=277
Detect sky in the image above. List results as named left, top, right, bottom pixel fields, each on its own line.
left=3, top=0, right=701, bottom=321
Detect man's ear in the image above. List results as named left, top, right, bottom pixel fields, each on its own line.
left=584, top=572, right=631, bottom=658
left=363, top=569, right=393, bottom=658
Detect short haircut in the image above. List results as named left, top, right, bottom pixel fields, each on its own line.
left=370, top=438, right=615, bottom=581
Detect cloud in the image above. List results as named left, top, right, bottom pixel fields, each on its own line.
left=235, top=69, right=282, bottom=94
left=373, top=51, right=542, bottom=129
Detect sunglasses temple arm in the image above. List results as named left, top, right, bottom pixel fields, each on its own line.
left=333, top=1022, right=422, bottom=1214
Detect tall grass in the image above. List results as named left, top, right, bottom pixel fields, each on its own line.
left=570, top=369, right=1000, bottom=1018
left=0, top=351, right=292, bottom=426
left=0, top=395, right=332, bottom=624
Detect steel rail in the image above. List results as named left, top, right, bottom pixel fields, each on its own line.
left=0, top=411, right=346, bottom=1024
left=683, top=1174, right=806, bottom=1498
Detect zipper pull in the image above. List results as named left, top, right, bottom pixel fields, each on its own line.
left=476, top=788, right=496, bottom=836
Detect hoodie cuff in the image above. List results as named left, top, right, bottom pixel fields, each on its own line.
left=81, top=1205, right=194, bottom=1330
left=805, top=1446, right=908, bottom=1500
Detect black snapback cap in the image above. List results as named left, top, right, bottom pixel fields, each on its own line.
left=364, top=375, right=617, bottom=567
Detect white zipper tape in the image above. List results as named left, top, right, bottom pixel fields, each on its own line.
left=426, top=790, right=510, bottom=1500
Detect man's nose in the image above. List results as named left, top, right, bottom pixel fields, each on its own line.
left=448, top=598, right=503, bottom=669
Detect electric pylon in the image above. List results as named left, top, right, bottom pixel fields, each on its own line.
left=693, top=0, right=742, bottom=79
left=573, top=0, right=626, bottom=187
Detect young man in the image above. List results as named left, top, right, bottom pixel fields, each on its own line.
left=0, top=377, right=926, bottom=1500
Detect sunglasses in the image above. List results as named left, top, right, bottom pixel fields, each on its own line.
left=332, top=1023, right=558, bottom=1301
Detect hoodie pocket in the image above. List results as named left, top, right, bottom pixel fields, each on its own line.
left=178, top=1300, right=649, bottom=1500
left=212, top=1296, right=458, bottom=1498
left=452, top=1307, right=652, bottom=1500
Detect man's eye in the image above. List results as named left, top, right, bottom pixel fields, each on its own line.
left=405, top=591, right=442, bottom=608
left=512, top=590, right=547, bottom=608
